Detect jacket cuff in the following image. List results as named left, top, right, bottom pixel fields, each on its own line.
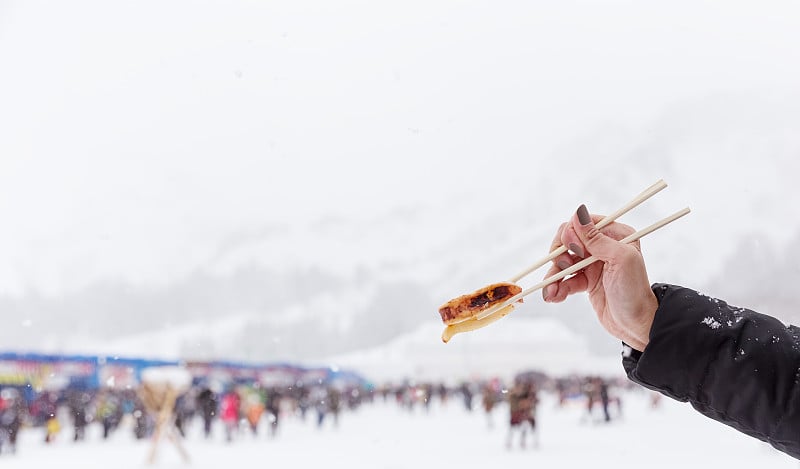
left=621, top=342, right=642, bottom=374
left=622, top=283, right=705, bottom=401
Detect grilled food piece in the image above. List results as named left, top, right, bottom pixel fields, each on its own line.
left=441, top=304, right=515, bottom=343
left=438, top=282, right=522, bottom=325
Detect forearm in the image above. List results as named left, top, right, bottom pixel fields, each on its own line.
left=623, top=284, right=800, bottom=459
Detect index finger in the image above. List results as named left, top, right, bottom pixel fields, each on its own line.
left=549, top=222, right=574, bottom=270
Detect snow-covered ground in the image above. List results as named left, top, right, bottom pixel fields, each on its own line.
left=3, top=390, right=796, bottom=469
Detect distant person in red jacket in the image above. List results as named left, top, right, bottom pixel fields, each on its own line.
left=220, top=390, right=241, bottom=442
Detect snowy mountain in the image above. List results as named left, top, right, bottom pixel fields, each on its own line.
left=327, top=317, right=623, bottom=384
left=3, top=0, right=800, bottom=382
left=7, top=107, right=800, bottom=379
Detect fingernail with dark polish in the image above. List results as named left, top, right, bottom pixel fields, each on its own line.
left=577, top=204, right=591, bottom=225
left=557, top=260, right=570, bottom=270
left=569, top=243, right=584, bottom=258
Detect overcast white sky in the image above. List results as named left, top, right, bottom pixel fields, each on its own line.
left=2, top=0, right=800, bottom=299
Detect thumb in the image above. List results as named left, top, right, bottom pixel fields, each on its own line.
left=572, top=204, right=630, bottom=262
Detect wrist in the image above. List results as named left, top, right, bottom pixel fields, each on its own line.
left=628, top=292, right=658, bottom=351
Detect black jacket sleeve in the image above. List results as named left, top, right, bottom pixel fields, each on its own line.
left=623, top=283, right=800, bottom=459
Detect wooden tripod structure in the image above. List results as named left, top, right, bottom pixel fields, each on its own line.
left=139, top=368, right=191, bottom=465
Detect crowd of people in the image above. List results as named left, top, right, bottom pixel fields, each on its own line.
left=0, top=372, right=637, bottom=456
left=374, top=373, right=632, bottom=450
left=0, top=378, right=369, bottom=455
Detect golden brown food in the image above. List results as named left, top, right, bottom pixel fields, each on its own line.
left=438, top=282, right=522, bottom=325
left=441, top=304, right=515, bottom=343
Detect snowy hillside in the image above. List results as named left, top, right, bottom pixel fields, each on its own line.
left=2, top=0, right=800, bottom=379
left=328, top=317, right=623, bottom=383
left=5, top=122, right=800, bottom=375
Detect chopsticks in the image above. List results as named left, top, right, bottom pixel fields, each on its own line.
left=508, top=179, right=668, bottom=283
left=473, top=205, right=690, bottom=321
left=439, top=179, right=690, bottom=343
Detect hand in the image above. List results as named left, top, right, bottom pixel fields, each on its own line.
left=541, top=204, right=658, bottom=352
